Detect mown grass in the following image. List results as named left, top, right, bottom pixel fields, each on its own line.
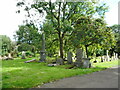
left=2, top=58, right=120, bottom=88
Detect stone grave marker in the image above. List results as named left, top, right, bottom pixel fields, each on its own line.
left=21, top=51, right=26, bottom=59
left=0, top=56, right=2, bottom=60
left=115, top=53, right=118, bottom=60
left=83, top=58, right=91, bottom=68
left=75, top=49, right=83, bottom=67
left=106, top=50, right=110, bottom=61
left=56, top=58, right=64, bottom=65
left=67, top=52, right=73, bottom=64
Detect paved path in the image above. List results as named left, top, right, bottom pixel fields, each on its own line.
left=39, top=66, right=119, bottom=88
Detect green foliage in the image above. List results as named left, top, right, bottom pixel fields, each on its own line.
left=15, top=24, right=42, bottom=51
left=0, top=35, right=13, bottom=55
left=16, top=0, right=109, bottom=58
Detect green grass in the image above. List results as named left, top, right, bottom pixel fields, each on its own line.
left=2, top=58, right=120, bottom=88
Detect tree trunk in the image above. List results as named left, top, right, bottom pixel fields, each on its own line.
left=58, top=33, right=64, bottom=59
left=85, top=45, right=88, bottom=58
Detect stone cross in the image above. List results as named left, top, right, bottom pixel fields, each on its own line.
left=67, top=52, right=73, bottom=64
left=39, top=33, right=46, bottom=62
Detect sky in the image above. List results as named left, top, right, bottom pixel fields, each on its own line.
left=0, top=0, right=119, bottom=41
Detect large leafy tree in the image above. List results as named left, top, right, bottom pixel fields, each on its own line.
left=71, top=16, right=116, bottom=57
left=15, top=24, right=42, bottom=52
left=16, top=0, right=108, bottom=59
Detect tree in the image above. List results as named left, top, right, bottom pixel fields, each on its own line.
left=110, top=24, right=120, bottom=56
left=71, top=16, right=116, bottom=57
left=16, top=0, right=108, bottom=59
left=0, top=35, right=12, bottom=55
left=15, top=24, right=42, bottom=52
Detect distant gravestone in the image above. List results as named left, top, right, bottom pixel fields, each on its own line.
left=115, top=53, right=118, bottom=60
left=67, top=52, right=73, bottom=64
left=113, top=52, right=116, bottom=60
left=0, top=56, right=2, bottom=60
left=75, top=49, right=83, bottom=67
left=56, top=58, right=64, bottom=65
left=101, top=56, right=104, bottom=62
left=83, top=58, right=91, bottom=68
left=21, top=51, right=26, bottom=59
left=106, top=50, right=110, bottom=61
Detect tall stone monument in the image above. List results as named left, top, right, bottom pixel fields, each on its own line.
left=67, top=52, right=73, bottom=64
left=39, top=33, right=46, bottom=62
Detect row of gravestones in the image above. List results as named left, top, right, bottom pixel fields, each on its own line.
left=94, top=50, right=119, bottom=63
left=56, top=49, right=91, bottom=68
left=0, top=53, right=13, bottom=60
left=0, top=51, right=26, bottom=60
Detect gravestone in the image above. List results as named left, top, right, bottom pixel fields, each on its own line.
left=67, top=52, right=73, bottom=64
left=75, top=49, right=83, bottom=67
left=21, top=51, right=26, bottom=59
left=115, top=53, right=118, bottom=60
left=101, top=56, right=104, bottom=62
left=0, top=56, right=2, bottom=60
left=83, top=58, right=91, bottom=68
left=113, top=52, right=116, bottom=60
left=56, top=58, right=64, bottom=65
left=39, top=33, right=46, bottom=62
left=8, top=53, right=13, bottom=60
left=106, top=50, right=110, bottom=61
left=24, top=59, right=36, bottom=63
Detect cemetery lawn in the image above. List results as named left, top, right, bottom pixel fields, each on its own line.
left=2, top=58, right=120, bottom=88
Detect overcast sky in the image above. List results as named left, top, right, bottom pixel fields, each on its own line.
left=0, top=0, right=119, bottom=41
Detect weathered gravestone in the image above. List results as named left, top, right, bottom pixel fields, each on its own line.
left=21, top=51, right=26, bottom=59
left=83, top=58, right=91, bottom=68
left=115, top=53, right=118, bottom=60
left=24, top=59, right=36, bottom=63
left=67, top=52, right=73, bottom=64
left=101, top=56, right=104, bottom=62
left=106, top=50, right=110, bottom=61
left=56, top=58, right=64, bottom=65
left=39, top=33, right=46, bottom=62
left=113, top=52, right=116, bottom=60
left=75, top=49, right=83, bottom=67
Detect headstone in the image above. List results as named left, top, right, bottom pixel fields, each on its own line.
left=75, top=49, right=83, bottom=67
left=67, top=52, right=73, bottom=64
left=113, top=52, right=116, bottom=60
left=39, top=33, right=46, bottom=62
left=101, top=56, right=104, bottom=62
left=106, top=50, right=110, bottom=61
left=115, top=53, right=118, bottom=60
left=0, top=56, right=2, bottom=60
left=21, top=51, right=26, bottom=59
left=24, top=59, right=36, bottom=63
left=56, top=58, right=64, bottom=65
left=83, top=58, right=91, bottom=68
left=3, top=56, right=8, bottom=60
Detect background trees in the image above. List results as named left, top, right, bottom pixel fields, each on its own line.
left=15, top=0, right=117, bottom=59
left=0, top=35, right=13, bottom=56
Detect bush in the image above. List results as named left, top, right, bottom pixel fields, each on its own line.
left=25, top=51, right=34, bottom=57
